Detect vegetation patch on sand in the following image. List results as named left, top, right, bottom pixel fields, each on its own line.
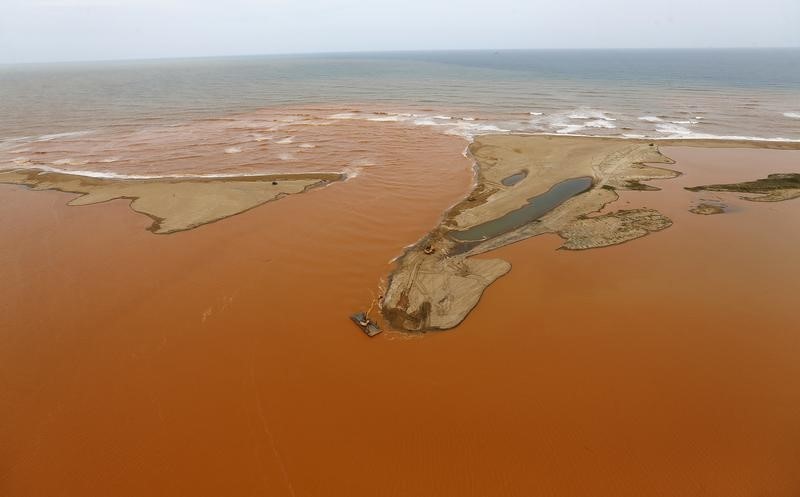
left=0, top=169, right=342, bottom=233
left=686, top=173, right=800, bottom=202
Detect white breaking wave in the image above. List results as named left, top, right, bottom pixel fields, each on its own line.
left=442, top=122, right=510, bottom=139
left=654, top=122, right=800, bottom=142
left=367, top=115, right=404, bottom=122
left=0, top=163, right=351, bottom=181
left=34, top=130, right=94, bottom=142
left=224, top=147, right=242, bottom=154
left=784, top=112, right=800, bottom=119
left=567, top=109, right=615, bottom=121
left=275, top=137, right=294, bottom=144
left=329, top=112, right=360, bottom=120
left=556, top=124, right=587, bottom=134
left=585, top=119, right=616, bottom=129
left=413, top=118, right=439, bottom=126
left=638, top=116, right=662, bottom=123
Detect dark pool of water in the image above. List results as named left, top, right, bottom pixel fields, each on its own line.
left=501, top=171, right=528, bottom=186
left=450, top=176, right=593, bottom=243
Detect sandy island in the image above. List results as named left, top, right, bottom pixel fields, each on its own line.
left=381, top=135, right=800, bottom=332
left=0, top=169, right=342, bottom=233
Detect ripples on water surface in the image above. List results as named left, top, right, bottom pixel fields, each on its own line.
left=1, top=49, right=799, bottom=178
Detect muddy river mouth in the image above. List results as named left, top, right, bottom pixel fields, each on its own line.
left=2, top=110, right=800, bottom=497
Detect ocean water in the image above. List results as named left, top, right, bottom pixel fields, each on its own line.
left=1, top=49, right=799, bottom=177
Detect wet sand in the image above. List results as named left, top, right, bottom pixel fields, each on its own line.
left=2, top=132, right=800, bottom=497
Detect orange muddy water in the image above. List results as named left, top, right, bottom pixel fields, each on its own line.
left=1, top=128, right=799, bottom=496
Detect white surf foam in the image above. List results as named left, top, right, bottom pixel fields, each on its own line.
left=34, top=130, right=94, bottom=142
left=638, top=116, right=662, bottom=123
left=556, top=124, right=588, bottom=134
left=1, top=164, right=351, bottom=181
left=329, top=112, right=359, bottom=120
left=413, top=117, right=439, bottom=126
left=275, top=137, right=294, bottom=144
left=224, top=147, right=242, bottom=154
left=367, top=115, right=404, bottom=122
left=653, top=122, right=800, bottom=142
left=342, top=166, right=363, bottom=180
left=784, top=112, right=800, bottom=119
left=442, top=122, right=509, bottom=139
left=52, top=158, right=88, bottom=166
left=585, top=119, right=616, bottom=129
left=567, top=109, right=616, bottom=121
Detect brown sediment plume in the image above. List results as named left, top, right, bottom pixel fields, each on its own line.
left=382, top=135, right=680, bottom=331
left=0, top=169, right=342, bottom=233
left=686, top=173, right=800, bottom=202
left=3, top=132, right=800, bottom=496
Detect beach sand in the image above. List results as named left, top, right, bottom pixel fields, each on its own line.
left=2, top=128, right=800, bottom=496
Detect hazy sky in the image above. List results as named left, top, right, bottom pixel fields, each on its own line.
left=1, top=0, right=798, bottom=63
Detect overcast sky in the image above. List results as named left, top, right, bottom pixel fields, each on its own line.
left=1, top=0, right=798, bottom=64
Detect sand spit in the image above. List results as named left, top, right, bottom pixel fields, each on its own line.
left=0, top=169, right=342, bottom=233
left=686, top=173, right=800, bottom=202
left=381, top=135, right=800, bottom=332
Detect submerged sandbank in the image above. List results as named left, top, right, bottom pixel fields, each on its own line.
left=0, top=169, right=342, bottom=233
left=381, top=135, right=800, bottom=332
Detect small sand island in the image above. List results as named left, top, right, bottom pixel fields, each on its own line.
left=0, top=169, right=342, bottom=233
left=689, top=202, right=726, bottom=215
left=381, top=135, right=800, bottom=332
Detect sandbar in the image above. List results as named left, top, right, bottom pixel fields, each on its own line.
left=0, top=169, right=342, bottom=233
left=381, top=135, right=800, bottom=331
